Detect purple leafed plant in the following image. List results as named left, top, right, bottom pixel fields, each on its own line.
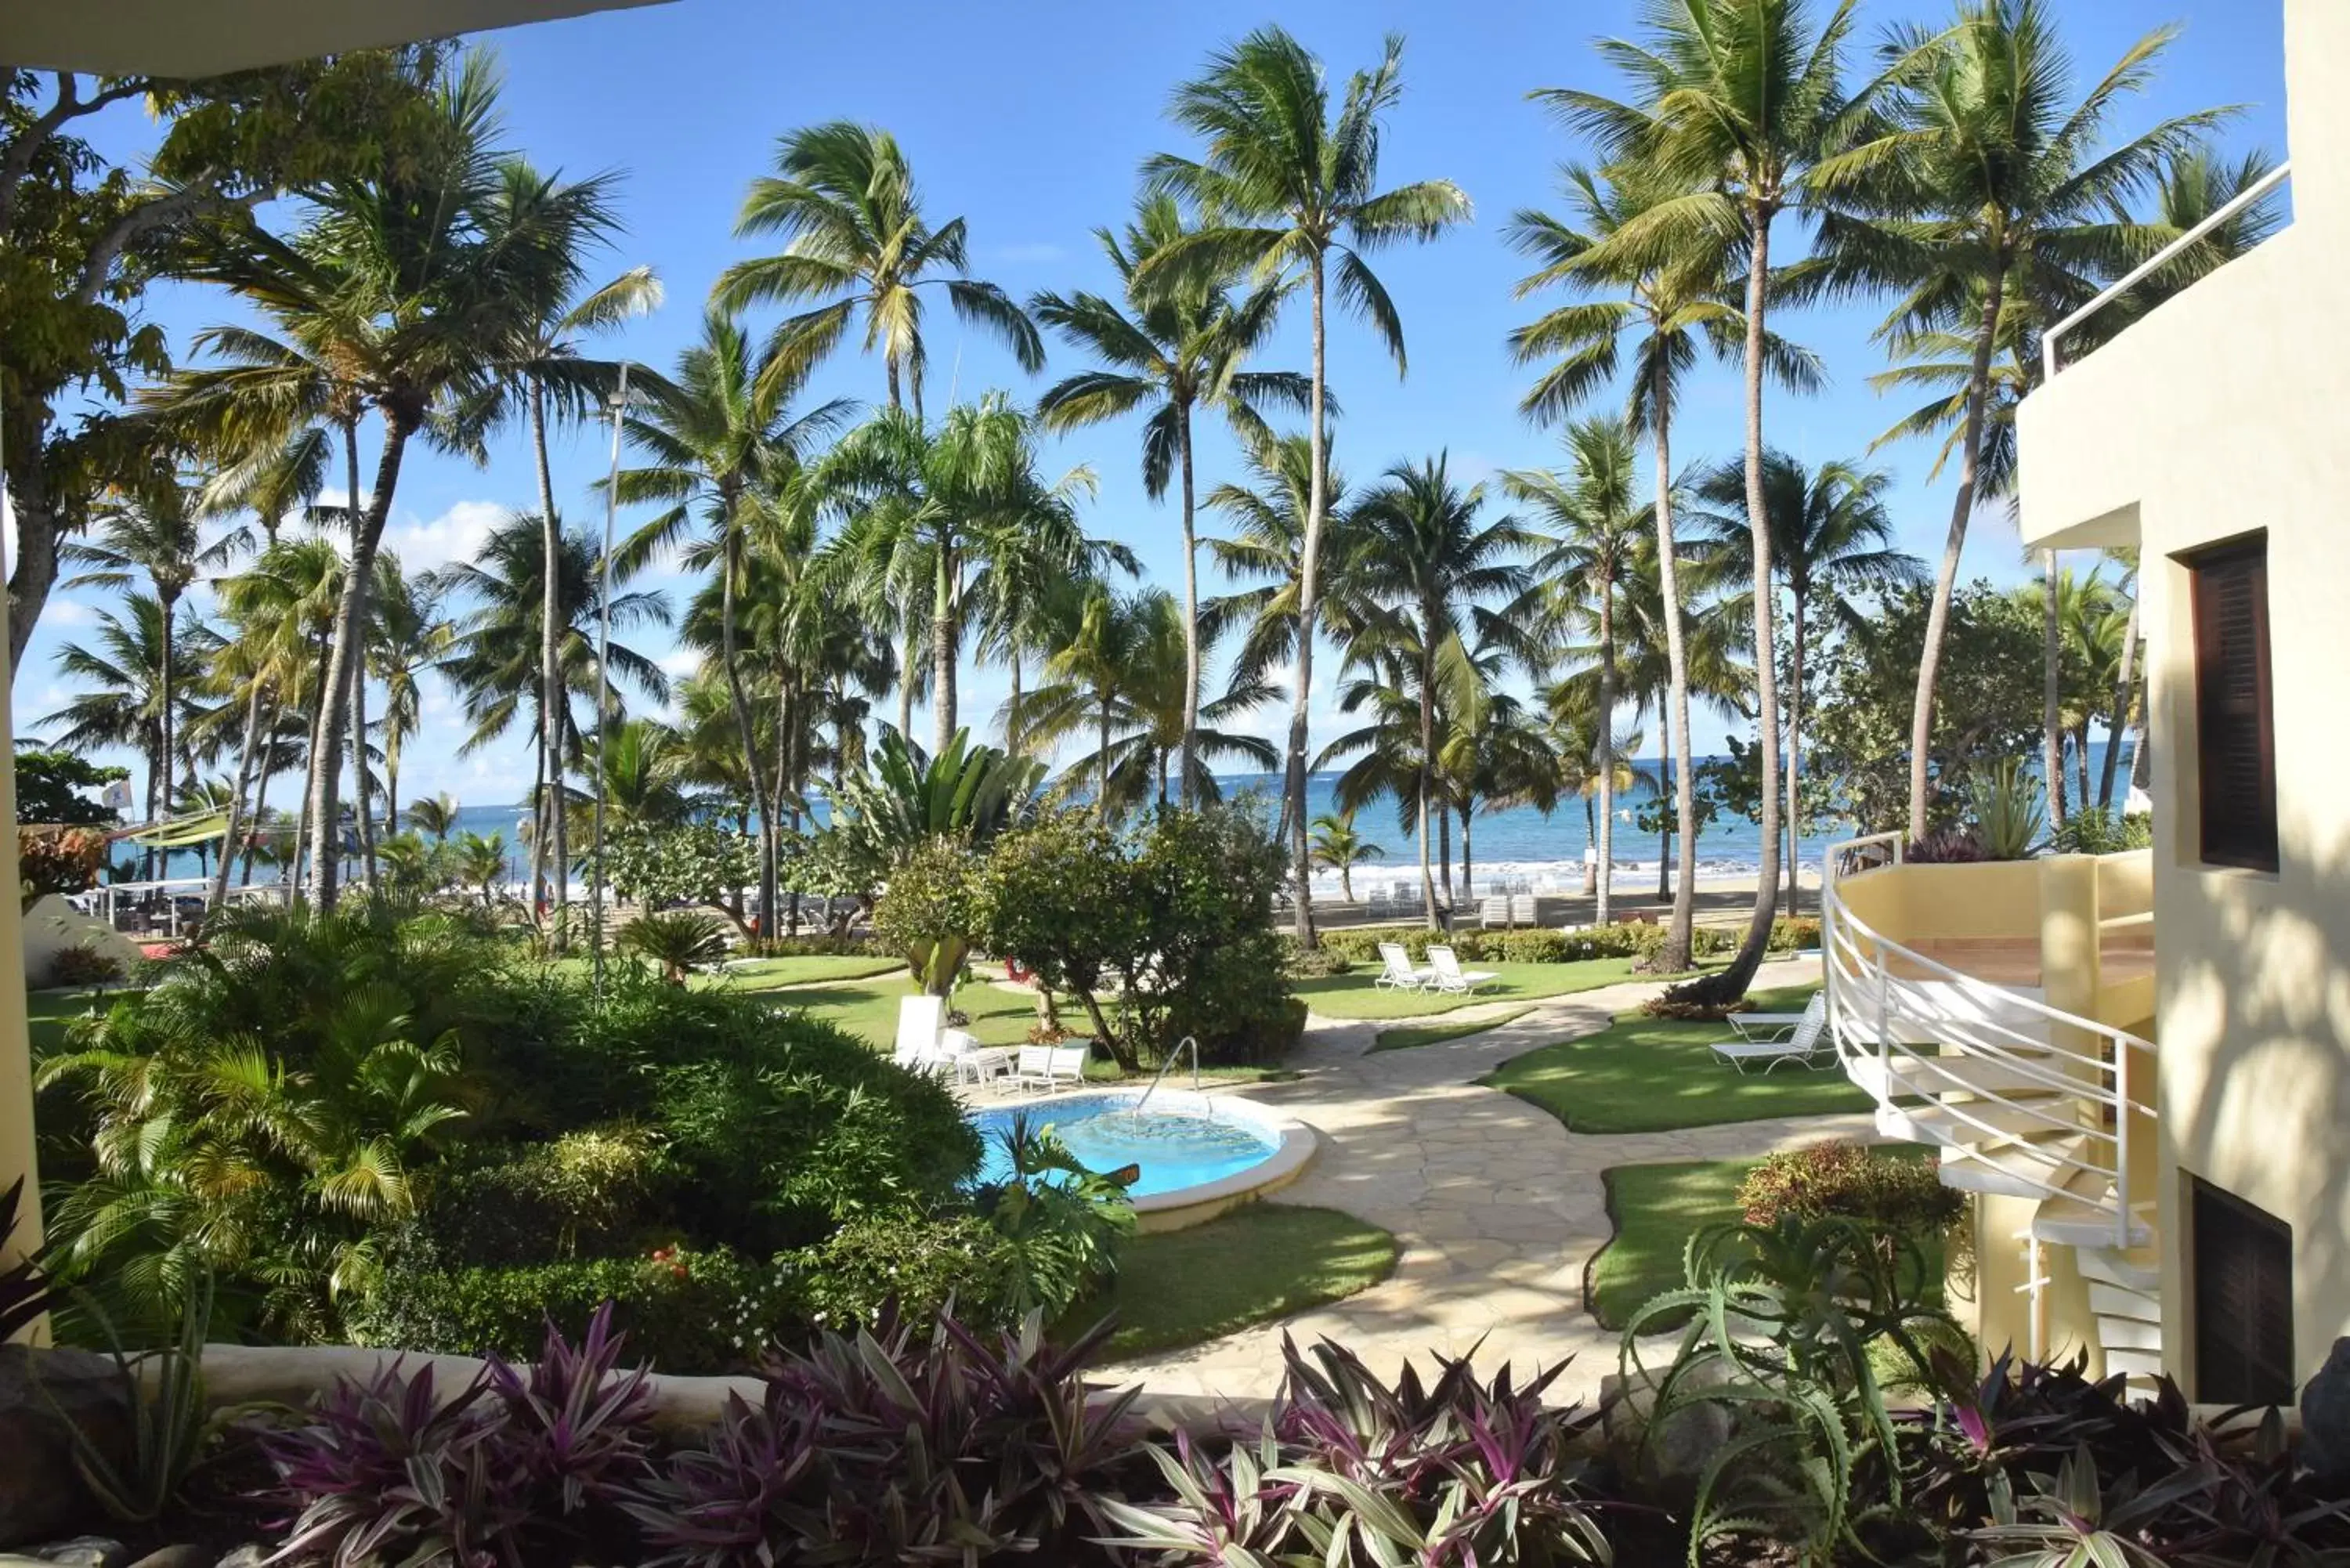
left=262, top=1304, right=658, bottom=1568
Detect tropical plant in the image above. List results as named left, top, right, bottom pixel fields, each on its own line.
left=1202, top=431, right=1354, bottom=706
left=41, top=1275, right=235, bottom=1523
left=454, top=830, right=512, bottom=905
left=1309, top=808, right=1383, bottom=903
left=868, top=834, right=982, bottom=999
left=405, top=793, right=458, bottom=843
left=617, top=909, right=733, bottom=986
left=971, top=1115, right=1136, bottom=1320
left=1147, top=24, right=1470, bottom=944
left=1032, top=191, right=1308, bottom=800
left=1972, top=756, right=2047, bottom=861
left=714, top=120, right=1043, bottom=418
left=1694, top=449, right=1922, bottom=908
left=822, top=727, right=1043, bottom=869
left=1, top=1176, right=53, bottom=1341
left=42, top=595, right=222, bottom=866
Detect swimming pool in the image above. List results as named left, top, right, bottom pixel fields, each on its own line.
left=964, top=1089, right=1314, bottom=1226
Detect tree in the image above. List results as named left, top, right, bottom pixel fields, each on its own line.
left=41, top=595, right=221, bottom=853
left=155, top=52, right=569, bottom=906
left=13, top=749, right=125, bottom=826
left=365, top=555, right=448, bottom=844
left=208, top=536, right=342, bottom=900
left=1693, top=449, right=1920, bottom=909
left=1346, top=455, right=1529, bottom=927
left=1309, top=809, right=1383, bottom=903
left=1147, top=25, right=1470, bottom=945
left=616, top=308, right=850, bottom=931
left=406, top=793, right=457, bottom=843
left=472, top=157, right=660, bottom=952
left=820, top=728, right=1043, bottom=873
left=713, top=120, right=1042, bottom=419
left=1553, top=0, right=1878, bottom=1003
left=1202, top=431, right=1354, bottom=699
left=1032, top=193, right=1307, bottom=800
left=1504, top=156, right=1800, bottom=970
left=1504, top=418, right=1646, bottom=924
left=818, top=396, right=1094, bottom=757
left=1805, top=0, right=2225, bottom=841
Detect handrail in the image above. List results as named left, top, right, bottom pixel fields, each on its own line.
left=2042, top=161, right=2291, bottom=380
left=1821, top=835, right=2156, bottom=1250
left=1127, top=1035, right=1201, bottom=1115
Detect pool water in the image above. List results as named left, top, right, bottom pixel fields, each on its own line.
left=967, top=1093, right=1279, bottom=1198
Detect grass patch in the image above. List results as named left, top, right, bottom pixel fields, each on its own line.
left=1294, top=957, right=1682, bottom=1020
left=1373, top=1007, right=1533, bottom=1053
left=1483, top=984, right=1867, bottom=1135
left=711, top=954, right=904, bottom=988
left=772, top=973, right=1046, bottom=1050
left=1083, top=1060, right=1305, bottom=1086
left=1588, top=1149, right=1945, bottom=1330
left=1062, top=1203, right=1397, bottom=1361
left=27, top=987, right=125, bottom=1053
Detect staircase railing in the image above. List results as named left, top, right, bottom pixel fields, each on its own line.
left=1127, top=1035, right=1201, bottom=1115
left=1822, top=833, right=2157, bottom=1249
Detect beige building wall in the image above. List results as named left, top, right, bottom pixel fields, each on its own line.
left=2015, top=0, right=2350, bottom=1393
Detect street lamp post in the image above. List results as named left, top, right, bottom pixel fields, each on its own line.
left=591, top=362, right=631, bottom=998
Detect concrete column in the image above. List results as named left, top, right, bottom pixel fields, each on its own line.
left=0, top=582, right=43, bottom=1339
left=2038, top=854, right=2102, bottom=1090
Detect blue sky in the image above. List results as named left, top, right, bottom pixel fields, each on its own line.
left=32, top=0, right=2290, bottom=810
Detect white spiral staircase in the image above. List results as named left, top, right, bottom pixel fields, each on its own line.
left=1821, top=834, right=2163, bottom=1380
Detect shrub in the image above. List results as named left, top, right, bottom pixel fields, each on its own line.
left=1282, top=942, right=1353, bottom=978
left=2050, top=804, right=2153, bottom=854
left=1768, top=916, right=1821, bottom=953
left=1738, top=1142, right=1966, bottom=1238
left=418, top=1126, right=675, bottom=1266
left=786, top=1212, right=1013, bottom=1336
left=19, top=826, right=109, bottom=908
left=605, top=819, right=758, bottom=916
left=345, top=1245, right=772, bottom=1373
left=1907, top=828, right=1986, bottom=863
left=617, top=909, right=733, bottom=984
left=47, top=941, right=127, bottom=987
left=748, top=931, right=886, bottom=958
left=870, top=834, right=985, bottom=997
left=1319, top=920, right=1732, bottom=967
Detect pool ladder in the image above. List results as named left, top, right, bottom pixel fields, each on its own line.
left=1126, top=1035, right=1201, bottom=1116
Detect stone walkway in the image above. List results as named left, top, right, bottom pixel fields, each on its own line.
left=1104, top=959, right=1871, bottom=1403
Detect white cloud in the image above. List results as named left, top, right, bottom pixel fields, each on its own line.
left=657, top=646, right=703, bottom=678
left=42, top=597, right=99, bottom=627
left=379, top=500, right=506, bottom=574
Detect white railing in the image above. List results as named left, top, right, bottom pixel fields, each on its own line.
left=2043, top=161, right=2291, bottom=379
left=1821, top=833, right=2156, bottom=1249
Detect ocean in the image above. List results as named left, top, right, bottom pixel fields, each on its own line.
left=138, top=743, right=2140, bottom=900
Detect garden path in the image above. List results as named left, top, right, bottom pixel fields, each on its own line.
left=1103, top=957, right=1875, bottom=1404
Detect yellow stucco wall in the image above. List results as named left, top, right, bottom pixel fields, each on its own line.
left=2014, top=0, right=2350, bottom=1398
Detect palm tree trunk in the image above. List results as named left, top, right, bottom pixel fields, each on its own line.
left=896, top=621, right=916, bottom=740
left=717, top=523, right=778, bottom=936
left=157, top=594, right=175, bottom=862
left=1437, top=800, right=1452, bottom=905
left=1098, top=696, right=1113, bottom=808
left=307, top=416, right=411, bottom=908
left=1416, top=610, right=1439, bottom=930
left=1596, top=584, right=1615, bottom=927
left=208, top=679, right=266, bottom=909
left=530, top=382, right=569, bottom=952
left=244, top=697, right=278, bottom=888
left=1787, top=590, right=1807, bottom=918
left=1908, top=263, right=2008, bottom=843
left=1177, top=398, right=1201, bottom=806
left=290, top=632, right=330, bottom=904
left=1657, top=714, right=1672, bottom=901
left=2098, top=587, right=2142, bottom=809
left=1650, top=361, right=1702, bottom=974
left=2073, top=721, right=2092, bottom=812
left=2042, top=550, right=2067, bottom=829
left=931, top=544, right=957, bottom=756
left=351, top=603, right=377, bottom=887
left=1683, top=204, right=1782, bottom=1004
left=1007, top=650, right=1025, bottom=752
left=1459, top=800, right=1473, bottom=909
left=1284, top=247, right=1329, bottom=947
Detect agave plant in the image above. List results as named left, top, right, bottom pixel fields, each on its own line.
left=1972, top=757, right=2048, bottom=862
left=618, top=909, right=734, bottom=985
left=822, top=727, right=1044, bottom=865
left=0, top=1176, right=52, bottom=1341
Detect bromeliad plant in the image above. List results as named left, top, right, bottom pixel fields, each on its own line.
left=1101, top=1335, right=1615, bottom=1567
left=1619, top=1213, right=1958, bottom=1566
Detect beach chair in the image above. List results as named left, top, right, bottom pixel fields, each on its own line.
left=1366, top=888, right=1391, bottom=921
left=1727, top=992, right=1821, bottom=1042
left=1711, top=994, right=1832, bottom=1074
left=1374, top=941, right=1432, bottom=991
left=1478, top=895, right=1513, bottom=929
left=890, top=993, right=947, bottom=1073
left=1011, top=1042, right=1090, bottom=1093
left=1426, top=945, right=1497, bottom=995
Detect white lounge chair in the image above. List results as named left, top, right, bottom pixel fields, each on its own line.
left=1374, top=941, right=1432, bottom=991
left=1711, top=994, right=1832, bottom=1074
left=1011, top=1042, right=1090, bottom=1094
left=1426, top=945, right=1496, bottom=995
left=1727, top=992, right=1820, bottom=1042
left=891, top=993, right=947, bottom=1073
left=1478, top=895, right=1513, bottom=929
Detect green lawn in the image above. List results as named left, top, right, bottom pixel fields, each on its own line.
left=1059, top=1203, right=1397, bottom=1360
left=27, top=986, right=130, bottom=1054
left=1295, top=957, right=1680, bottom=1020
left=710, top=953, right=905, bottom=988
left=1373, top=1007, right=1533, bottom=1052
left=1588, top=1150, right=1945, bottom=1331
left=768, top=973, right=1047, bottom=1050
left=1484, top=985, right=1868, bottom=1134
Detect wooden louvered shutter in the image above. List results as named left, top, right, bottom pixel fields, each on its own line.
left=2193, top=1178, right=2296, bottom=1405
left=2188, top=537, right=2277, bottom=871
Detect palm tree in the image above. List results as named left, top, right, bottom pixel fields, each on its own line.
left=1147, top=26, right=1471, bottom=945
left=154, top=52, right=563, bottom=906
left=1345, top=455, right=1530, bottom=927
left=1201, top=432, right=1358, bottom=702
left=473, top=158, right=660, bottom=950
left=1032, top=193, right=1308, bottom=799
left=1502, top=417, right=1652, bottom=924
left=212, top=537, right=344, bottom=898
left=406, top=793, right=459, bottom=843
left=1310, top=809, right=1383, bottom=903
left=616, top=309, right=850, bottom=928
left=454, top=830, right=511, bottom=905
left=819, top=396, right=1095, bottom=756
left=1505, top=157, right=1809, bottom=970
left=713, top=121, right=1042, bottom=417
left=43, top=597, right=222, bottom=859
left=1804, top=0, right=2226, bottom=840
left=1693, top=449, right=1921, bottom=909
left=364, top=555, right=450, bottom=842
left=1549, top=0, right=1878, bottom=1001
